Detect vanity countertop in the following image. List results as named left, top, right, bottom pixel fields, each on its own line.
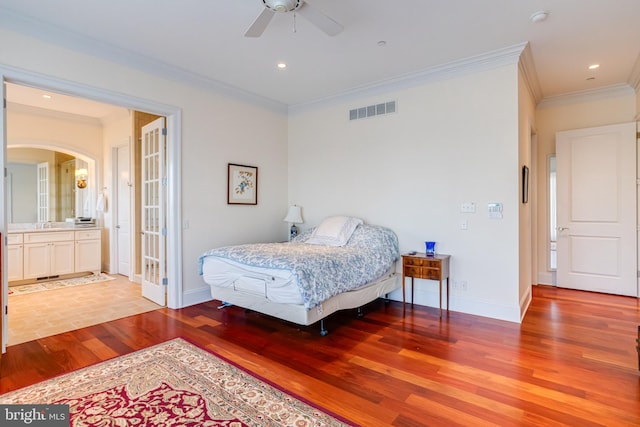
left=8, top=226, right=100, bottom=234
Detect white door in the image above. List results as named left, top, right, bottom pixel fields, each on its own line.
left=141, top=117, right=166, bottom=306
left=556, top=122, right=637, bottom=296
left=2, top=80, right=6, bottom=354
left=116, top=144, right=131, bottom=277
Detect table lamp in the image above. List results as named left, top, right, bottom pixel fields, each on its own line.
left=283, top=205, right=303, bottom=240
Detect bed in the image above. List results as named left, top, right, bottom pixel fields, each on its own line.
left=198, top=217, right=400, bottom=335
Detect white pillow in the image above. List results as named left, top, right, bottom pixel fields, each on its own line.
left=306, top=216, right=363, bottom=247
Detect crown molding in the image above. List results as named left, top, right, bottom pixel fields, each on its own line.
left=0, top=7, right=288, bottom=114
left=537, top=83, right=635, bottom=109
left=7, top=101, right=104, bottom=126
left=290, top=42, right=528, bottom=113
left=1, top=7, right=532, bottom=114
left=518, top=42, right=542, bottom=104
left=628, top=53, right=640, bottom=93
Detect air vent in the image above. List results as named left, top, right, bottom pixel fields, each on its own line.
left=349, top=101, right=396, bottom=121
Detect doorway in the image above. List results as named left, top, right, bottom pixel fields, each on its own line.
left=555, top=122, right=637, bottom=296
left=1, top=72, right=182, bottom=353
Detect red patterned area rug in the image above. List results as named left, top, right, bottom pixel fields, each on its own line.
left=0, top=338, right=356, bottom=426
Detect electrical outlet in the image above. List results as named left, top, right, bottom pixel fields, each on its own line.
left=453, top=280, right=468, bottom=291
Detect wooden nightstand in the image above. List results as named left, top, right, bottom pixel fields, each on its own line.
left=402, top=253, right=451, bottom=317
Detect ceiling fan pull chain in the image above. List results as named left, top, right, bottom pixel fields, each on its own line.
left=293, top=12, right=297, bottom=33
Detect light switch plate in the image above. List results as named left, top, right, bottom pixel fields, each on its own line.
left=461, top=202, right=476, bottom=213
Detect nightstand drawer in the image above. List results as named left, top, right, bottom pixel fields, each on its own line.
left=404, top=257, right=441, bottom=268
left=404, top=266, right=441, bottom=280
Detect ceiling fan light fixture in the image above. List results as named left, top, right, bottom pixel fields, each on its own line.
left=263, top=0, right=301, bottom=13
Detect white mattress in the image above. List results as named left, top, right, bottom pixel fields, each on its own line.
left=201, top=255, right=305, bottom=304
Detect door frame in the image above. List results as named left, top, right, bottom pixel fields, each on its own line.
left=0, top=66, right=183, bottom=353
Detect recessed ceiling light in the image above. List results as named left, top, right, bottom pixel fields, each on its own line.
left=277, top=62, right=287, bottom=69
left=530, top=10, right=549, bottom=23
left=588, top=64, right=600, bottom=70
left=42, top=94, right=52, bottom=99
left=377, top=40, right=387, bottom=47
left=586, top=77, right=596, bottom=81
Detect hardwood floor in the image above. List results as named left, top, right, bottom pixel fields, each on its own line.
left=1, top=285, right=638, bottom=426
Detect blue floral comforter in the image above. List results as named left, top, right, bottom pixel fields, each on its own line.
left=198, top=224, right=399, bottom=309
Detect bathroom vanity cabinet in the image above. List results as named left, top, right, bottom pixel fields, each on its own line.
left=23, top=231, right=75, bottom=280
left=74, top=230, right=101, bottom=273
left=9, top=228, right=101, bottom=282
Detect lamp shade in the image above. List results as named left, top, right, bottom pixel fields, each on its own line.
left=283, top=205, right=303, bottom=224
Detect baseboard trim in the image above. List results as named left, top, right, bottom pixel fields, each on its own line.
left=181, top=285, right=213, bottom=308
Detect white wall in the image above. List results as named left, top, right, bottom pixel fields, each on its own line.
left=0, top=27, right=289, bottom=306
left=288, top=64, right=524, bottom=321
left=534, top=91, right=637, bottom=285
left=517, top=66, right=538, bottom=318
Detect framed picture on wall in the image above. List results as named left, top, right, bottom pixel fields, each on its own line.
left=522, top=165, right=529, bottom=204
left=228, top=163, right=258, bottom=205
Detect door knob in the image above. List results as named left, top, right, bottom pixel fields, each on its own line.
left=557, top=226, right=569, bottom=231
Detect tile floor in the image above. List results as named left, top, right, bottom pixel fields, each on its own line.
left=7, top=274, right=162, bottom=345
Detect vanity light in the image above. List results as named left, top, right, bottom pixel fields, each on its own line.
left=76, top=168, right=88, bottom=189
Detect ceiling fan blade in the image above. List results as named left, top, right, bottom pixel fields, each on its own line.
left=297, top=2, right=343, bottom=36
left=244, top=8, right=276, bottom=37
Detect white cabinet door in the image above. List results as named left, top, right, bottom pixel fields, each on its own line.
left=23, top=243, right=50, bottom=279
left=75, top=239, right=101, bottom=273
left=24, top=241, right=75, bottom=279
left=7, top=245, right=23, bottom=282
left=50, top=241, right=75, bottom=276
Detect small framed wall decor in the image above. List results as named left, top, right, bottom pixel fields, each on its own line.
left=228, top=163, right=258, bottom=205
left=522, top=165, right=529, bottom=204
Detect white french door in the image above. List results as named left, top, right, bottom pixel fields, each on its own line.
left=141, top=117, right=167, bottom=306
left=556, top=122, right=637, bottom=297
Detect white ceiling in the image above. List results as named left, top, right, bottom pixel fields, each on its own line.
left=1, top=0, right=639, bottom=117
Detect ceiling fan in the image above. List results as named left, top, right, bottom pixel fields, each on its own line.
left=245, top=0, right=343, bottom=37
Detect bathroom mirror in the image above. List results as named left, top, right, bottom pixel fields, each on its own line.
left=7, top=147, right=91, bottom=223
